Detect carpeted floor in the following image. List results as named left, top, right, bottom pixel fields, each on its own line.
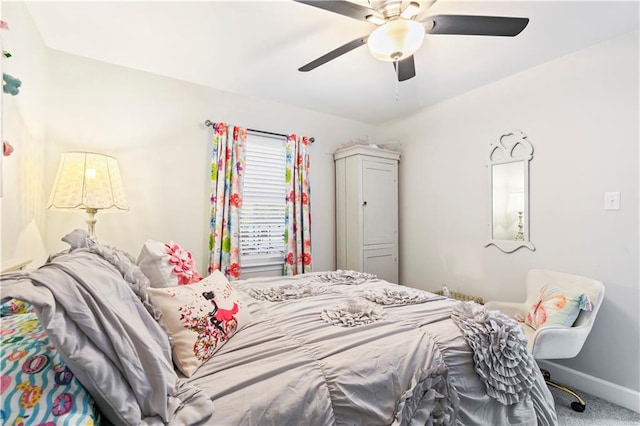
left=551, top=386, right=640, bottom=425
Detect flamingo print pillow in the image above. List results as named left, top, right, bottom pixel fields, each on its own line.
left=147, top=270, right=252, bottom=377
left=525, top=284, right=592, bottom=330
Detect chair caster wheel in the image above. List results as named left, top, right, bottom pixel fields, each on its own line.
left=571, top=402, right=586, bottom=412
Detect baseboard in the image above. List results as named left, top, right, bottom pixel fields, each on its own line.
left=538, top=360, right=640, bottom=413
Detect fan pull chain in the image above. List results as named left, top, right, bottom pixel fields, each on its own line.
left=395, top=58, right=399, bottom=102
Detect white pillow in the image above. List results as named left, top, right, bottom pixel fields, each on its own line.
left=147, top=270, right=252, bottom=377
left=137, top=240, right=202, bottom=288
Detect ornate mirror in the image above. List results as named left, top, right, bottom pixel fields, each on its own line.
left=485, top=130, right=535, bottom=253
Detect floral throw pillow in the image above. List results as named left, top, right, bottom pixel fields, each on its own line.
left=137, top=240, right=203, bottom=288
left=147, top=270, right=252, bottom=377
left=0, top=301, right=100, bottom=425
left=525, top=283, right=593, bottom=330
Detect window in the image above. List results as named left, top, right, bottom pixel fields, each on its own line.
left=239, top=131, right=287, bottom=277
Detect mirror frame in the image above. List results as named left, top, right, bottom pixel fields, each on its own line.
left=485, top=130, right=535, bottom=253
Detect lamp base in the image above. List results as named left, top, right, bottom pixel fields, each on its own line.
left=86, top=208, right=98, bottom=240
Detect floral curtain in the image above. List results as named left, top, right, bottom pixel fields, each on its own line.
left=283, top=134, right=312, bottom=275
left=208, top=123, right=247, bottom=279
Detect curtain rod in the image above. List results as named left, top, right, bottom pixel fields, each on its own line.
left=204, top=120, right=314, bottom=143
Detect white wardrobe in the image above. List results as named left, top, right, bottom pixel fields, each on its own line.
left=334, top=146, right=400, bottom=283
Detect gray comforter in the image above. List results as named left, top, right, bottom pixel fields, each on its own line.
left=1, top=247, right=214, bottom=425
left=1, top=238, right=557, bottom=425
left=191, top=275, right=558, bottom=426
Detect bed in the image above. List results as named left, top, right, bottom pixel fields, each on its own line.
left=0, top=231, right=558, bottom=425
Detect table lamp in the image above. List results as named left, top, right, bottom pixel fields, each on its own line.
left=47, top=152, right=129, bottom=239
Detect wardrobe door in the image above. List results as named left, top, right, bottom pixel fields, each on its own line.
left=362, top=160, right=397, bottom=247
left=363, top=248, right=397, bottom=283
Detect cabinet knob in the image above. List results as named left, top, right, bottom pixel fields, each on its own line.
left=362, top=201, right=367, bottom=206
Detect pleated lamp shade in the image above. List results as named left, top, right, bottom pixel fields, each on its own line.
left=48, top=152, right=129, bottom=239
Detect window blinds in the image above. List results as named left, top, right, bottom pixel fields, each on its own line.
left=240, top=132, right=286, bottom=269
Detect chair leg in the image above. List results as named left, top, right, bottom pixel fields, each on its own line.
left=540, top=369, right=586, bottom=412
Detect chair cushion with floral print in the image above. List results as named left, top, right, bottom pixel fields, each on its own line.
left=524, top=283, right=592, bottom=330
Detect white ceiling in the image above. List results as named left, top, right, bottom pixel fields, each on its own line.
left=25, top=1, right=639, bottom=124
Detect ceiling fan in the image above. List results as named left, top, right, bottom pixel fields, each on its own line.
left=295, top=0, right=529, bottom=81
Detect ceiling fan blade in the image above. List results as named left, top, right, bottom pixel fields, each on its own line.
left=425, top=15, right=529, bottom=36
left=400, top=2, right=421, bottom=19
left=393, top=55, right=416, bottom=82
left=426, top=0, right=438, bottom=9
left=293, top=0, right=383, bottom=22
left=299, top=36, right=368, bottom=72
left=414, top=0, right=439, bottom=22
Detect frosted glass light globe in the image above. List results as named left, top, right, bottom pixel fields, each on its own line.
left=367, top=19, right=425, bottom=61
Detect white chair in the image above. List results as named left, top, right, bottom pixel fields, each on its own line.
left=485, top=269, right=605, bottom=412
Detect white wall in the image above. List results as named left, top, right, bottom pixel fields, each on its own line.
left=1, top=2, right=48, bottom=266
left=2, top=0, right=377, bottom=280
left=42, top=49, right=376, bottom=274
left=378, top=30, right=639, bottom=394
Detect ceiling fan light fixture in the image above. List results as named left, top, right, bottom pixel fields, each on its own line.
left=367, top=19, right=425, bottom=62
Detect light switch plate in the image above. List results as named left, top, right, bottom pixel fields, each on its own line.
left=604, top=192, right=620, bottom=210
